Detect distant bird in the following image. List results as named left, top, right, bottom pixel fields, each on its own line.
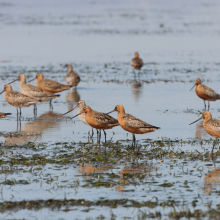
left=0, top=112, right=11, bottom=118
left=108, top=105, right=159, bottom=146
left=130, top=52, right=144, bottom=77
left=29, top=73, right=72, bottom=93
left=66, top=65, right=80, bottom=88
left=190, top=111, right=220, bottom=154
left=190, top=78, right=220, bottom=110
left=0, top=85, right=40, bottom=119
left=8, top=73, right=60, bottom=112
left=72, top=106, right=119, bottom=143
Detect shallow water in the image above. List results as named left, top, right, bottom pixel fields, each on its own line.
left=1, top=0, right=220, bottom=219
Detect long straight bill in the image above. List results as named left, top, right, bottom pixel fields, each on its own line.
left=62, top=106, right=78, bottom=116
left=8, top=78, right=18, bottom=84
left=70, top=112, right=83, bottom=119
left=106, top=109, right=115, bottom=114
left=189, top=116, right=203, bottom=125
left=0, top=89, right=4, bottom=95
left=28, top=78, right=36, bottom=83
left=190, top=84, right=195, bottom=91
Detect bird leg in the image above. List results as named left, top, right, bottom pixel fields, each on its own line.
left=91, top=128, right=94, bottom=137
left=138, top=70, right=141, bottom=80
left=212, top=139, right=217, bottom=156
left=133, top=69, right=136, bottom=78
left=99, top=129, right=102, bottom=143
left=204, top=100, right=206, bottom=110
left=208, top=101, right=210, bottom=111
left=103, top=130, right=106, bottom=143
left=132, top=134, right=136, bottom=148
left=97, top=129, right=99, bottom=143
left=49, top=100, right=53, bottom=112
left=16, top=108, right=19, bottom=121
left=19, top=107, right=21, bottom=120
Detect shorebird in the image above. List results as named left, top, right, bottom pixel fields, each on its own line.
left=130, top=52, right=144, bottom=77
left=107, top=105, right=160, bottom=146
left=66, top=65, right=80, bottom=88
left=72, top=106, right=119, bottom=143
left=190, top=111, right=220, bottom=154
left=63, top=100, right=94, bottom=136
left=0, top=85, right=40, bottom=120
left=190, top=78, right=220, bottom=110
left=0, top=112, right=11, bottom=118
left=8, top=73, right=60, bottom=112
left=29, top=73, right=72, bottom=93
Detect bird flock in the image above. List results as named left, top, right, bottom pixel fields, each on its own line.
left=1, top=52, right=220, bottom=150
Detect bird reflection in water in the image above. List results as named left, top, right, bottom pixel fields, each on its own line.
left=131, top=79, right=143, bottom=102
left=203, top=168, right=220, bottom=195
left=195, top=121, right=209, bottom=139
left=66, top=88, right=80, bottom=110
left=5, top=111, right=62, bottom=145
left=117, top=165, right=154, bottom=192
left=78, top=164, right=110, bottom=180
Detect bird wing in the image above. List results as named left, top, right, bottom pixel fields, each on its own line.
left=7, top=91, right=39, bottom=104
left=42, top=79, right=70, bottom=90
left=203, top=85, right=220, bottom=98
left=123, top=113, right=158, bottom=129
left=130, top=58, right=143, bottom=67
left=207, top=119, right=220, bottom=133
left=93, top=111, right=118, bottom=125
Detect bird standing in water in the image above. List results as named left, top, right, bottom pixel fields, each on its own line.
left=108, top=105, right=160, bottom=147
left=71, top=106, right=119, bottom=143
left=66, top=65, right=80, bottom=88
left=190, top=111, right=220, bottom=155
left=190, top=78, right=220, bottom=110
left=0, top=85, right=40, bottom=120
left=8, top=73, right=60, bottom=113
left=130, top=52, right=144, bottom=78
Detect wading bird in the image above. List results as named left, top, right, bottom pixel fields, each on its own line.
left=8, top=73, right=60, bottom=113
left=63, top=100, right=95, bottom=136
left=190, top=111, right=220, bottom=155
left=66, top=65, right=80, bottom=88
left=190, top=78, right=220, bottom=111
left=130, top=52, right=144, bottom=78
left=72, top=106, right=119, bottom=143
left=107, top=105, right=160, bottom=147
left=0, top=85, right=40, bottom=120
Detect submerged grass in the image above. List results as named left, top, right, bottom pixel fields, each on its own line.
left=0, top=137, right=219, bottom=217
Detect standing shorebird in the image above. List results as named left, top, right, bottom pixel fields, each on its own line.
left=29, top=73, right=72, bottom=93
left=8, top=73, right=60, bottom=113
left=66, top=65, right=80, bottom=88
left=63, top=100, right=94, bottom=136
left=107, top=105, right=160, bottom=146
left=72, top=106, right=119, bottom=143
left=190, top=111, right=220, bottom=154
left=190, top=78, right=220, bottom=111
left=0, top=85, right=40, bottom=120
left=0, top=112, right=11, bottom=118
left=130, top=52, right=144, bottom=77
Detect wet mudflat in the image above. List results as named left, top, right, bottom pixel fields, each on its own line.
left=1, top=0, right=220, bottom=219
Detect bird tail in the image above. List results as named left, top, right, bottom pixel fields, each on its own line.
left=4, top=113, right=12, bottom=116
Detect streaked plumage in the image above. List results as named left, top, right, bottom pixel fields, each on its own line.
left=66, top=65, right=80, bottom=87
left=83, top=106, right=119, bottom=130
left=191, top=78, right=220, bottom=110
left=16, top=74, right=60, bottom=101
left=190, top=111, right=220, bottom=154
left=1, top=85, right=40, bottom=108
left=108, top=105, right=159, bottom=146
left=35, top=73, right=71, bottom=93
